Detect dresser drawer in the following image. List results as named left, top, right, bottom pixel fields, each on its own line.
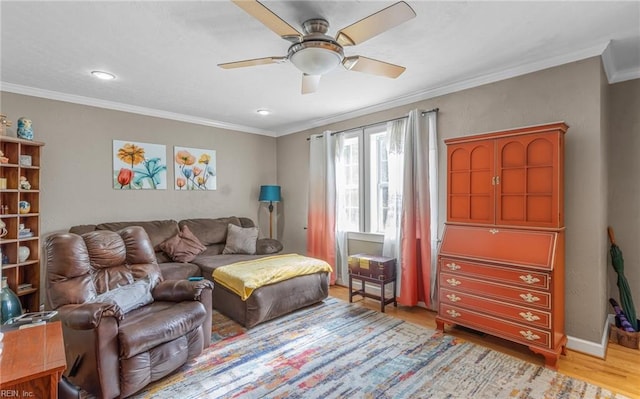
left=440, top=288, right=551, bottom=329
left=439, top=303, right=551, bottom=348
left=439, top=257, right=549, bottom=290
left=440, top=272, right=551, bottom=309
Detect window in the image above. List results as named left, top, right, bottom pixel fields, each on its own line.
left=341, top=131, right=361, bottom=231
left=337, top=123, right=390, bottom=234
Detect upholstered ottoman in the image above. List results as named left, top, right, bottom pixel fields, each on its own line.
left=196, top=254, right=331, bottom=328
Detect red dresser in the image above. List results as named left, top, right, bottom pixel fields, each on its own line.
left=436, top=122, right=567, bottom=369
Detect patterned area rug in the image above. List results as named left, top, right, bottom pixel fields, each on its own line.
left=130, top=297, right=627, bottom=399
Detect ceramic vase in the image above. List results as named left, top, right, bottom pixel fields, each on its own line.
left=18, top=246, right=30, bottom=263
left=1, top=277, right=23, bottom=323
left=18, top=200, right=30, bottom=214
left=16, top=117, right=34, bottom=140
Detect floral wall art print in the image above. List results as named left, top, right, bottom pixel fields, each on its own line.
left=174, top=146, right=217, bottom=190
left=113, top=140, right=167, bottom=189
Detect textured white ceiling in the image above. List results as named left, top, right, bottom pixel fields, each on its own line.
left=1, top=1, right=639, bottom=136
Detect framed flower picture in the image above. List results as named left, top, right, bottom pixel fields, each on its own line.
left=174, top=146, right=217, bottom=190
left=113, top=140, right=167, bottom=189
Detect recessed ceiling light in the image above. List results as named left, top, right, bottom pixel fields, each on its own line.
left=91, top=70, right=116, bottom=80
left=256, top=109, right=271, bottom=116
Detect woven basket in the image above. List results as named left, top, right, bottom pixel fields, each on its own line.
left=609, top=324, right=640, bottom=349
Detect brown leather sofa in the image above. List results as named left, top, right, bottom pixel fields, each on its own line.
left=69, top=216, right=283, bottom=281
left=45, top=226, right=213, bottom=399
left=69, top=216, right=328, bottom=329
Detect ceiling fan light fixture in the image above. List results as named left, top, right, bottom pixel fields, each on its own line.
left=289, top=41, right=344, bottom=75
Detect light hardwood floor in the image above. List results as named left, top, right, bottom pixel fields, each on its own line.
left=330, top=285, right=640, bottom=399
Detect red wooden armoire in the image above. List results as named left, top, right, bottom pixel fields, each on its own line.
left=436, top=122, right=567, bottom=369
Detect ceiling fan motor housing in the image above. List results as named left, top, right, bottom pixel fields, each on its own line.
left=288, top=18, right=344, bottom=75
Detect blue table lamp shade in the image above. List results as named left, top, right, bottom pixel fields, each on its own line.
left=259, top=185, right=281, bottom=203
left=259, top=185, right=281, bottom=239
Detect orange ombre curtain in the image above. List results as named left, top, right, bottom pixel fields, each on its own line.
left=396, top=110, right=438, bottom=307
left=307, top=132, right=337, bottom=284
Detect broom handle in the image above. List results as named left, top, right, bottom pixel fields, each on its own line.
left=608, top=226, right=616, bottom=245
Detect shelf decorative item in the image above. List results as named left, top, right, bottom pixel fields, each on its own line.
left=18, top=200, right=31, bottom=214
left=19, top=176, right=31, bottom=190
left=0, top=114, right=11, bottom=136
left=1, top=276, right=23, bottom=323
left=16, top=117, right=34, bottom=140
left=19, top=155, right=32, bottom=166
left=18, top=246, right=30, bottom=262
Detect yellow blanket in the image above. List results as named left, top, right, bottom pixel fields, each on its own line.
left=212, top=254, right=332, bottom=301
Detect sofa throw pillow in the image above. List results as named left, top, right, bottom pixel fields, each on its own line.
left=90, top=278, right=153, bottom=314
left=256, top=238, right=284, bottom=255
left=223, top=223, right=259, bottom=255
left=158, top=225, right=207, bottom=263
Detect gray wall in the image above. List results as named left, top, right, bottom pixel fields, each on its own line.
left=277, top=57, right=615, bottom=343
left=608, top=79, right=640, bottom=325
left=0, top=92, right=278, bottom=237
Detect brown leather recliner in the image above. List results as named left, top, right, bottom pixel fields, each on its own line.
left=45, top=226, right=213, bottom=399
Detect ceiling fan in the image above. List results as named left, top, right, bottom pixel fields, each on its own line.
left=218, top=0, right=416, bottom=94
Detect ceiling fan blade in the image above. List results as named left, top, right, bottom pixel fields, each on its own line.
left=302, top=74, right=321, bottom=94
left=232, top=0, right=302, bottom=41
left=218, top=56, right=287, bottom=69
left=342, top=56, right=406, bottom=78
left=335, top=1, right=416, bottom=47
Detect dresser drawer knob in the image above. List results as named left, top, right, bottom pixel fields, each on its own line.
left=519, top=293, right=540, bottom=303
left=519, top=330, right=541, bottom=341
left=519, top=311, right=541, bottom=322
left=519, top=274, right=541, bottom=284
left=446, top=294, right=461, bottom=302
left=446, top=278, right=461, bottom=287
left=445, top=262, right=461, bottom=271
left=446, top=309, right=461, bottom=318
left=489, top=229, right=499, bottom=234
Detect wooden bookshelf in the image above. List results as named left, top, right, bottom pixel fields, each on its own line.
left=0, top=136, right=44, bottom=313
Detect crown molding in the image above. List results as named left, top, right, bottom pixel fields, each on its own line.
left=610, top=67, right=640, bottom=83
left=603, top=43, right=640, bottom=83
left=601, top=32, right=640, bottom=84
left=0, top=38, right=625, bottom=138
left=0, top=82, right=277, bottom=137
left=276, top=41, right=611, bottom=136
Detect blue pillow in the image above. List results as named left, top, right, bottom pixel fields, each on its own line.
left=91, top=279, right=153, bottom=314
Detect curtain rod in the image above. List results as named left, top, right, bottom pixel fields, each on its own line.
left=422, top=107, right=439, bottom=115
left=330, top=115, right=407, bottom=136
left=306, top=108, right=439, bottom=140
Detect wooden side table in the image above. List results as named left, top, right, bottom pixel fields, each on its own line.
left=348, top=254, right=397, bottom=312
left=0, top=321, right=66, bottom=399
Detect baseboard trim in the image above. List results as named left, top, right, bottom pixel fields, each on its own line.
left=565, top=314, right=613, bottom=359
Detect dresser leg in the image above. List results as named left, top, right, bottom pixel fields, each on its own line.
left=435, top=317, right=445, bottom=332
left=561, top=341, right=568, bottom=356
left=529, top=344, right=564, bottom=371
